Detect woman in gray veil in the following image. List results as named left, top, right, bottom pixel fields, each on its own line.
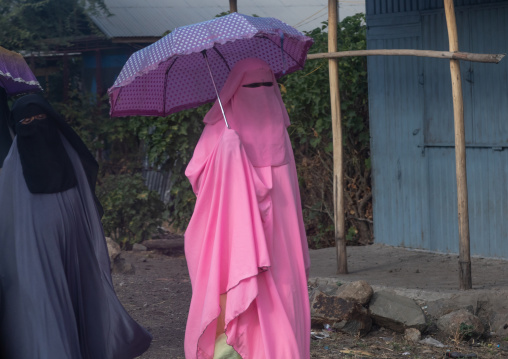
left=0, top=94, right=152, bottom=359
left=0, top=87, right=12, bottom=171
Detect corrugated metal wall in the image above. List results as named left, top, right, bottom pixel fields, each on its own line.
left=366, top=0, right=505, bottom=15
left=143, top=169, right=172, bottom=204
left=367, top=1, right=508, bottom=258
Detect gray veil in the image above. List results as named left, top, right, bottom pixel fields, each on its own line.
left=0, top=135, right=152, bottom=358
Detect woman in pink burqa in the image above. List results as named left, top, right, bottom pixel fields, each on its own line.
left=184, top=58, right=311, bottom=358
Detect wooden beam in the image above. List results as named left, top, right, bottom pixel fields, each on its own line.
left=112, top=37, right=161, bottom=44
left=141, top=238, right=184, bottom=252
left=444, top=0, right=472, bottom=290
left=307, top=49, right=505, bottom=63
left=328, top=0, right=347, bottom=274
left=229, top=0, right=237, bottom=13
left=33, top=66, right=60, bottom=77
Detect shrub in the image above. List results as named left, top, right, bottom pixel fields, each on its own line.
left=97, top=173, right=165, bottom=248
left=281, top=13, right=372, bottom=247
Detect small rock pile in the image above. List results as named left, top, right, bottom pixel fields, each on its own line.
left=309, top=279, right=487, bottom=343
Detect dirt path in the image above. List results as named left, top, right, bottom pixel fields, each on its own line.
left=113, top=251, right=189, bottom=359
left=113, top=250, right=508, bottom=358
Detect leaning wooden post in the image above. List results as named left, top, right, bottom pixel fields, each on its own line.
left=444, top=0, right=472, bottom=290
left=328, top=0, right=347, bottom=274
left=229, top=0, right=237, bottom=13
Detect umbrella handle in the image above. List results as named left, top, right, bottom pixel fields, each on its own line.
left=202, top=50, right=230, bottom=129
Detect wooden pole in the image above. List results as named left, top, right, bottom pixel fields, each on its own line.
left=29, top=53, right=35, bottom=72
left=63, top=52, right=69, bottom=102
left=229, top=0, right=237, bottom=13
left=444, top=0, right=472, bottom=290
left=328, top=0, right=347, bottom=274
left=307, top=49, right=505, bottom=63
left=95, top=49, right=103, bottom=97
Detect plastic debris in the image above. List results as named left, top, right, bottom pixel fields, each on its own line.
left=419, top=337, right=447, bottom=348
left=310, top=331, right=330, bottom=340
left=340, top=349, right=374, bottom=357
left=402, top=352, right=411, bottom=355
left=445, top=352, right=478, bottom=358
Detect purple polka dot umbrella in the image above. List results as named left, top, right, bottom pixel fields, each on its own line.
left=107, top=12, right=313, bottom=121
left=0, top=46, right=42, bottom=96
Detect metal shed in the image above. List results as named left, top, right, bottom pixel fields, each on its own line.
left=367, top=0, right=508, bottom=258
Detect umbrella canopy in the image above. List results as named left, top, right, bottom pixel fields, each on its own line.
left=0, top=46, right=42, bottom=96
left=108, top=12, right=313, bottom=118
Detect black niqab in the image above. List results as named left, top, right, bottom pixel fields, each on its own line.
left=0, top=87, right=12, bottom=168
left=13, top=103, right=77, bottom=193
left=10, top=94, right=103, bottom=216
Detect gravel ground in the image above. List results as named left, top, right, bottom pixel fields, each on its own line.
left=113, top=250, right=508, bottom=359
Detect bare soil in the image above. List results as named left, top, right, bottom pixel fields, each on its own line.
left=112, top=249, right=508, bottom=359
left=309, top=244, right=508, bottom=292
left=113, top=250, right=189, bottom=359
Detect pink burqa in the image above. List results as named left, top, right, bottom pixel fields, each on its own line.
left=184, top=58, right=310, bottom=359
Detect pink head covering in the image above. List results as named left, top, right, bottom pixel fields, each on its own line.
left=203, top=58, right=291, bottom=167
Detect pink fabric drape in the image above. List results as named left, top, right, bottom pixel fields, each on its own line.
left=184, top=58, right=310, bottom=359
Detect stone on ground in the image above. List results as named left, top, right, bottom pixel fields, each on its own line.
left=336, top=280, right=374, bottom=306
left=106, top=237, right=135, bottom=274
left=437, top=309, right=484, bottom=339
left=133, top=243, right=147, bottom=251
left=106, top=237, right=121, bottom=261
left=310, top=289, right=372, bottom=336
left=111, top=256, right=135, bottom=275
left=404, top=328, right=422, bottom=342
left=369, top=291, right=427, bottom=333
left=491, top=312, right=508, bottom=338
left=419, top=337, right=446, bottom=348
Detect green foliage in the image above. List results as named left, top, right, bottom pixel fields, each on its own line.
left=127, top=106, right=208, bottom=229
left=282, top=13, right=368, bottom=151
left=56, top=91, right=143, bottom=174
left=281, top=13, right=372, bottom=247
left=0, top=0, right=109, bottom=51
left=97, top=173, right=165, bottom=248
left=346, top=226, right=358, bottom=241
left=57, top=92, right=167, bottom=246
left=57, top=90, right=203, bottom=238
left=215, top=11, right=231, bottom=18
left=459, top=323, right=475, bottom=341
left=57, top=91, right=171, bottom=246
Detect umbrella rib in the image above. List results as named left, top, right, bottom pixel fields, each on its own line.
left=163, top=57, right=179, bottom=115
left=257, top=35, right=304, bottom=70
left=212, top=47, right=231, bottom=71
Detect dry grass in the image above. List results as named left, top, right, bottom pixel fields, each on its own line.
left=310, top=328, right=507, bottom=359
